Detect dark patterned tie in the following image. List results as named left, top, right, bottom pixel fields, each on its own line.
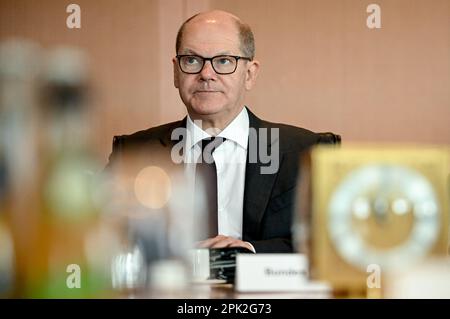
left=194, top=137, right=226, bottom=238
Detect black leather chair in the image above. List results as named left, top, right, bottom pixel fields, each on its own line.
left=317, top=132, right=341, bottom=145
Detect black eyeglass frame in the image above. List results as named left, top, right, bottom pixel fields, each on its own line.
left=176, top=55, right=252, bottom=75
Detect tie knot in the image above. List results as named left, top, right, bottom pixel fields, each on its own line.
left=198, top=137, right=226, bottom=163
left=199, top=136, right=226, bottom=152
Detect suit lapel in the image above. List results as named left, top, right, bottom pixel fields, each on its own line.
left=160, top=117, right=187, bottom=148
left=243, top=109, right=280, bottom=241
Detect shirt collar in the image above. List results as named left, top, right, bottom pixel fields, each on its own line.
left=186, top=107, right=249, bottom=151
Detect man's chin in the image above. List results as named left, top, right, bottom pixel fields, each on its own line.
left=190, top=104, right=224, bottom=117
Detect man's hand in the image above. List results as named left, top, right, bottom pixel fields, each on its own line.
left=196, top=235, right=255, bottom=252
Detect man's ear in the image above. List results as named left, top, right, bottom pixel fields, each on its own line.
left=245, top=59, right=260, bottom=91
left=172, top=57, right=179, bottom=88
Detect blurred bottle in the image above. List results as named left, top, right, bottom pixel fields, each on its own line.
left=0, top=39, right=43, bottom=298
left=104, top=154, right=192, bottom=297
left=110, top=233, right=147, bottom=297
left=0, top=136, right=13, bottom=298
left=23, top=46, right=112, bottom=298
left=0, top=155, right=14, bottom=297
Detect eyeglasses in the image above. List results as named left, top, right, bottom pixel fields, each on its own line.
left=176, top=55, right=252, bottom=75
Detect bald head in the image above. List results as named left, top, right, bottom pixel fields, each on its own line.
left=176, top=10, right=255, bottom=60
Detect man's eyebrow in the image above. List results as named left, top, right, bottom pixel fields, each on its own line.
left=215, top=51, right=233, bottom=56
left=180, top=49, right=234, bottom=56
left=180, top=48, right=199, bottom=55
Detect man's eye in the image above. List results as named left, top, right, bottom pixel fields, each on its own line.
left=186, top=57, right=199, bottom=64
left=217, top=58, right=232, bottom=65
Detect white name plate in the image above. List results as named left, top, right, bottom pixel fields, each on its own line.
left=235, top=254, right=309, bottom=292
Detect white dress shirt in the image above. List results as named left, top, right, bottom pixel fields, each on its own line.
left=184, top=107, right=249, bottom=241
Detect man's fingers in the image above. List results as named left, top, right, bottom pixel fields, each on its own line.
left=196, top=236, right=251, bottom=251
left=196, top=235, right=227, bottom=248
left=229, top=241, right=253, bottom=251
left=211, top=237, right=236, bottom=248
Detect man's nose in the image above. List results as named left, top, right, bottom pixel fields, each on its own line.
left=199, top=60, right=217, bottom=81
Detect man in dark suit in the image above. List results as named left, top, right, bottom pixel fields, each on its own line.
left=107, top=10, right=335, bottom=253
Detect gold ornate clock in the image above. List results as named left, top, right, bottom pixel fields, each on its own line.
left=304, top=145, right=449, bottom=297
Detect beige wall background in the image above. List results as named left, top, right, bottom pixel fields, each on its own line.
left=1, top=0, right=449, bottom=164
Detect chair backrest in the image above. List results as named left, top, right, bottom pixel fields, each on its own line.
left=317, top=132, right=341, bottom=145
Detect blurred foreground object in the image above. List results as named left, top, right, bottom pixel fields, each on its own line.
left=0, top=222, right=14, bottom=297
left=0, top=39, right=42, bottom=297
left=297, top=144, right=449, bottom=298
left=28, top=45, right=119, bottom=298
left=105, top=149, right=196, bottom=296
left=0, top=39, right=122, bottom=297
left=1, top=39, right=202, bottom=298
